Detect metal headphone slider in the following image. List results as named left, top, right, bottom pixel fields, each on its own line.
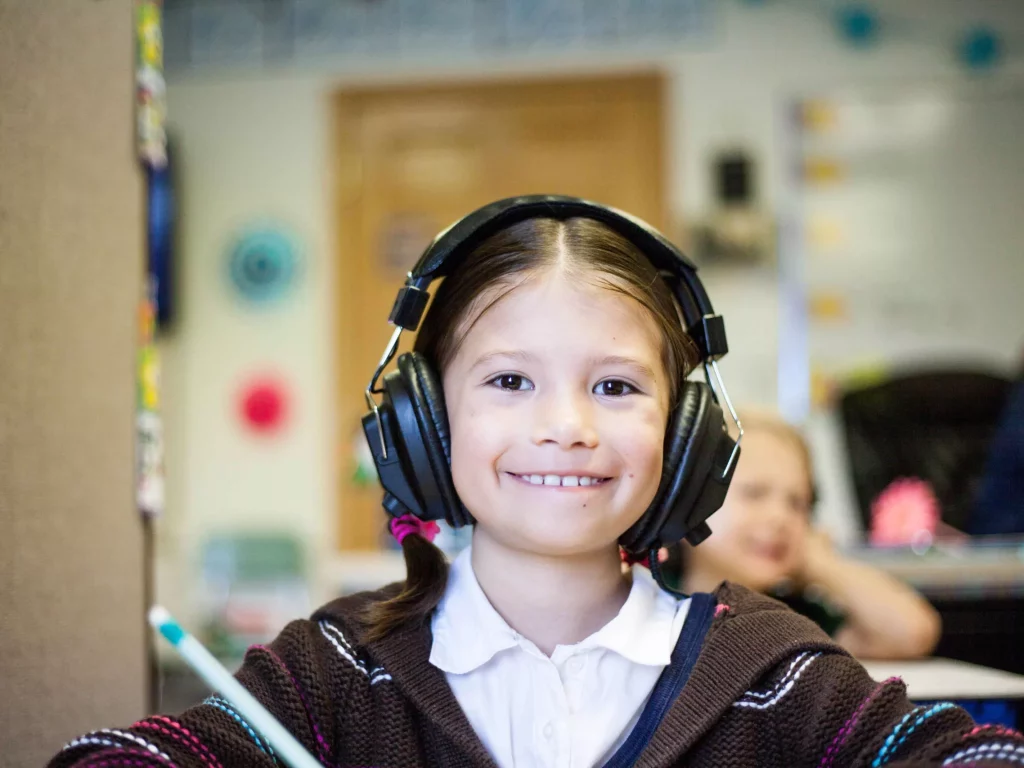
left=703, top=359, right=744, bottom=478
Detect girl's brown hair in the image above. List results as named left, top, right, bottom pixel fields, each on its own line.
left=363, top=217, right=701, bottom=641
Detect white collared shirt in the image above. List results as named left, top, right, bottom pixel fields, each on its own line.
left=429, top=548, right=691, bottom=768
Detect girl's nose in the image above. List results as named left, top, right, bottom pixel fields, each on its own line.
left=762, top=495, right=793, bottom=528
left=531, top=389, right=599, bottom=449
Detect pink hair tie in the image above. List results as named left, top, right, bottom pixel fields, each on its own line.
left=620, top=549, right=650, bottom=568
left=389, top=513, right=440, bottom=545
left=619, top=547, right=669, bottom=568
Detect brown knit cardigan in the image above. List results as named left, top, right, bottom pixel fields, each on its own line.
left=49, top=582, right=1024, bottom=767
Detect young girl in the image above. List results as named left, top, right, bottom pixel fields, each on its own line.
left=675, top=411, right=942, bottom=660
left=52, top=197, right=1022, bottom=767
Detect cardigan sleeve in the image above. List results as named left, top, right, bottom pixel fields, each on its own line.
left=48, top=617, right=357, bottom=768
left=763, top=650, right=1024, bottom=768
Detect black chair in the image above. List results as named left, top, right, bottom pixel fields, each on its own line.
left=838, top=369, right=1024, bottom=675
left=838, top=369, right=1013, bottom=534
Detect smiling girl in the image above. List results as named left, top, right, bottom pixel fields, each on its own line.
left=52, top=197, right=1022, bottom=768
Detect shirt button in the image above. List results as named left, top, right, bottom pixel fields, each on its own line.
left=543, top=722, right=554, bottom=739
left=568, top=657, right=584, bottom=674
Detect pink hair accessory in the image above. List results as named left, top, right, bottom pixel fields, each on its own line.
left=389, top=513, right=440, bottom=545
left=621, top=550, right=651, bottom=568
left=619, top=547, right=670, bottom=568
left=869, top=476, right=940, bottom=547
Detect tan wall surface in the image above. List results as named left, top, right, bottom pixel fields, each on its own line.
left=0, top=1, right=146, bottom=764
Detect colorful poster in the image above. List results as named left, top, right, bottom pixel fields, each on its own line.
left=137, top=279, right=165, bottom=518
left=136, top=0, right=167, bottom=168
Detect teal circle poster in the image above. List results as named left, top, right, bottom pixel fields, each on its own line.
left=228, top=226, right=301, bottom=305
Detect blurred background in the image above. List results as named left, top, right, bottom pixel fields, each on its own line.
left=3, top=0, right=1024, bottom=763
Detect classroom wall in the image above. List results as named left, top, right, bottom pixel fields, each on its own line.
left=158, top=0, right=1024, bottom=619
left=0, top=1, right=146, bottom=764
left=155, top=77, right=337, bottom=624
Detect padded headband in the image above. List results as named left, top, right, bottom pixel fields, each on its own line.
left=388, top=195, right=728, bottom=362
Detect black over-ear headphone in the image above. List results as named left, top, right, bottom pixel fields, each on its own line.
left=361, top=195, right=743, bottom=558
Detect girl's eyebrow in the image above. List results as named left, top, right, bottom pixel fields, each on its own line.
left=469, top=350, right=537, bottom=371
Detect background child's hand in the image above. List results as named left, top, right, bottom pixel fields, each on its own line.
left=794, top=528, right=835, bottom=588
left=789, top=526, right=941, bottom=657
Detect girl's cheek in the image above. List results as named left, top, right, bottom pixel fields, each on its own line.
left=713, top=500, right=747, bottom=534
left=615, top=404, right=666, bottom=442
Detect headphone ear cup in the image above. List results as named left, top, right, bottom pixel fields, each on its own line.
left=394, top=352, right=469, bottom=527
left=620, top=382, right=703, bottom=552
left=620, top=382, right=736, bottom=552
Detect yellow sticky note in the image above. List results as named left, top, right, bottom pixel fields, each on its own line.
left=810, top=367, right=836, bottom=408
left=803, top=157, right=845, bottom=184
left=809, top=292, right=848, bottom=321
left=806, top=217, right=845, bottom=250
left=801, top=101, right=838, bottom=133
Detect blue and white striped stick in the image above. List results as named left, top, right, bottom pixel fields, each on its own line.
left=148, top=605, right=322, bottom=768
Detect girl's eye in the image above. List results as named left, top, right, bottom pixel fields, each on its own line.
left=787, top=494, right=813, bottom=516
left=594, top=379, right=637, bottom=397
left=739, top=483, right=769, bottom=502
left=489, top=374, right=533, bottom=391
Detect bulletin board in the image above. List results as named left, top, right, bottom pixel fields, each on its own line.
left=779, top=84, right=1024, bottom=420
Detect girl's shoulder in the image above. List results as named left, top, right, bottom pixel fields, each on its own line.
left=227, top=583, right=421, bottom=715
left=312, top=582, right=405, bottom=628
left=307, top=580, right=408, bottom=653
left=711, top=580, right=837, bottom=643
left=696, top=581, right=845, bottom=699
left=223, top=582, right=412, bottom=695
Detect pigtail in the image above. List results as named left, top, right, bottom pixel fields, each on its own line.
left=362, top=515, right=449, bottom=643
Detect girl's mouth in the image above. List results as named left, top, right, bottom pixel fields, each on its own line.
left=747, top=540, right=789, bottom=562
left=505, top=471, right=613, bottom=488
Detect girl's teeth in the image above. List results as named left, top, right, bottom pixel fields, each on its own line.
left=521, top=474, right=601, bottom=487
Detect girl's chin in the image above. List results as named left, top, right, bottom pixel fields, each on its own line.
left=478, top=524, right=621, bottom=558
left=518, top=531, right=619, bottom=557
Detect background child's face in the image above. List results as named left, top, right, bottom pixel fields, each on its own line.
left=442, top=267, right=671, bottom=557
left=688, top=428, right=813, bottom=591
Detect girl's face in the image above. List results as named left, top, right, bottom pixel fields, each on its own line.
left=687, top=428, right=813, bottom=591
left=442, top=268, right=671, bottom=557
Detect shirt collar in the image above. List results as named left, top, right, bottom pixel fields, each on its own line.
left=429, top=548, right=682, bottom=674
left=563, top=564, right=679, bottom=667
left=430, top=547, right=520, bottom=674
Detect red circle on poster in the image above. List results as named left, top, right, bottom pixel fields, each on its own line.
left=239, top=378, right=288, bottom=434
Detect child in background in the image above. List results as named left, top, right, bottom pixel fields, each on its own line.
left=678, top=410, right=941, bottom=659
left=52, top=198, right=1019, bottom=767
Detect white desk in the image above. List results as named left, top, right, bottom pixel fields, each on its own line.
left=861, top=658, right=1024, bottom=701
left=847, top=543, right=1024, bottom=596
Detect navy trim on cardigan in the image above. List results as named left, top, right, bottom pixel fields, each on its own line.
left=601, top=592, right=717, bottom=768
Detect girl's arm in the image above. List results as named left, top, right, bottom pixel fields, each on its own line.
left=801, top=531, right=941, bottom=660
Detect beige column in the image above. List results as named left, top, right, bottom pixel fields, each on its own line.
left=0, top=1, right=146, bottom=764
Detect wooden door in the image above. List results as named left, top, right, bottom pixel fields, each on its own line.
left=334, top=74, right=666, bottom=551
